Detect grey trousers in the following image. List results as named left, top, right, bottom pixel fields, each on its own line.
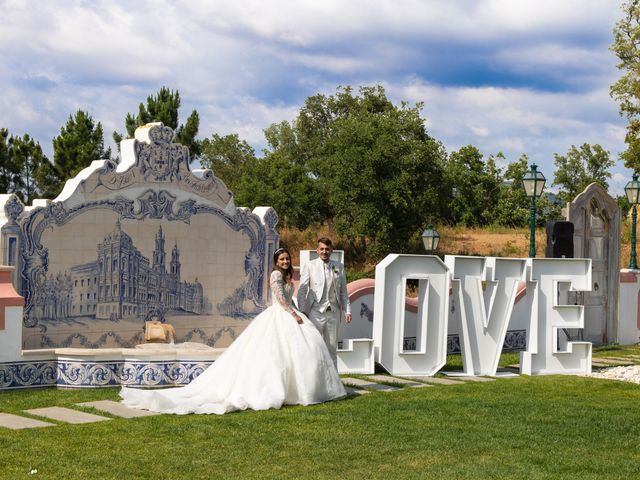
left=307, top=307, right=340, bottom=367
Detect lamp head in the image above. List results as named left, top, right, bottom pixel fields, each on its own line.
left=421, top=224, right=440, bottom=253
left=523, top=163, right=546, bottom=199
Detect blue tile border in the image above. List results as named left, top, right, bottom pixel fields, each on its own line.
left=0, top=359, right=214, bottom=390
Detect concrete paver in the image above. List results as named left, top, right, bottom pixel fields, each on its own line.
left=405, top=376, right=466, bottom=385
left=25, top=407, right=111, bottom=424
left=593, top=358, right=630, bottom=365
left=445, top=375, right=496, bottom=382
left=601, top=356, right=638, bottom=363
left=344, top=386, right=371, bottom=396
left=367, top=375, right=431, bottom=388
left=341, top=377, right=400, bottom=391
left=0, top=412, right=55, bottom=430
left=491, top=371, right=520, bottom=378
left=76, top=400, right=160, bottom=418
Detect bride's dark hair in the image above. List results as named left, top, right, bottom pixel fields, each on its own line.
left=272, top=247, right=293, bottom=282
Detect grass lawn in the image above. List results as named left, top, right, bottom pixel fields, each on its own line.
left=1, top=374, right=640, bottom=479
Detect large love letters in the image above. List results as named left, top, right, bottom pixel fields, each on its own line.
left=370, top=255, right=592, bottom=377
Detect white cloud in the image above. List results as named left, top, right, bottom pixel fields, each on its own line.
left=468, top=125, right=490, bottom=137
left=198, top=98, right=299, bottom=148
left=390, top=78, right=629, bottom=192
left=611, top=172, right=631, bottom=197
left=0, top=0, right=630, bottom=194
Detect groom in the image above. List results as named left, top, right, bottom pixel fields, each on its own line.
left=297, top=237, right=351, bottom=366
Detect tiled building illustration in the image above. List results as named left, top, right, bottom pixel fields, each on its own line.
left=0, top=123, right=279, bottom=349
left=33, top=221, right=205, bottom=322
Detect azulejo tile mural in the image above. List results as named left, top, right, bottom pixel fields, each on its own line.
left=0, top=122, right=279, bottom=350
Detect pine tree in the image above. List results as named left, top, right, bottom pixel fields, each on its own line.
left=51, top=110, right=110, bottom=196
left=10, top=134, right=49, bottom=204
left=113, top=87, right=200, bottom=158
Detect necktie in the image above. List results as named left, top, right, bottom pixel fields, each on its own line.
left=325, top=263, right=333, bottom=296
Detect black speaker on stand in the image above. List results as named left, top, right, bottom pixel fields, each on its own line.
left=545, top=221, right=574, bottom=258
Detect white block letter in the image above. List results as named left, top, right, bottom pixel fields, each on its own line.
left=446, top=256, right=526, bottom=376
left=520, top=258, right=592, bottom=375
left=373, top=254, right=449, bottom=376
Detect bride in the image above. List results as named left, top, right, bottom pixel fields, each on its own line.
left=120, top=247, right=346, bottom=414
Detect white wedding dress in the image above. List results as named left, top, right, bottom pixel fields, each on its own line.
left=120, top=270, right=346, bottom=414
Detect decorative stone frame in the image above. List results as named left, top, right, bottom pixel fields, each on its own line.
left=0, top=123, right=279, bottom=349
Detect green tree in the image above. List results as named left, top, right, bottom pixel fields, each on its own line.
left=113, top=87, right=200, bottom=158
left=444, top=145, right=502, bottom=226
left=535, top=193, right=563, bottom=226
left=261, top=120, right=328, bottom=228
left=236, top=154, right=325, bottom=230
left=200, top=133, right=257, bottom=193
left=611, top=0, right=640, bottom=169
left=493, top=154, right=530, bottom=227
left=0, top=128, right=20, bottom=195
left=199, top=129, right=324, bottom=229
left=10, top=134, right=49, bottom=204
left=262, top=85, right=448, bottom=258
left=34, top=159, right=62, bottom=200
left=51, top=110, right=110, bottom=196
left=618, top=193, right=632, bottom=213
left=552, top=143, right=614, bottom=204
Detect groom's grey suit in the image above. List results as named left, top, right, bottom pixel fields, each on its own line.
left=297, top=257, right=350, bottom=366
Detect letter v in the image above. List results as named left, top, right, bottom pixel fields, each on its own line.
left=445, top=256, right=526, bottom=376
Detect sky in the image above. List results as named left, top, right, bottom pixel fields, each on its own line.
left=0, top=0, right=631, bottom=195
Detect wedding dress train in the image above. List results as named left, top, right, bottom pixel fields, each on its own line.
left=120, top=270, right=346, bottom=414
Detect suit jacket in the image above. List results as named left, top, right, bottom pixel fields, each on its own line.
left=297, top=258, right=350, bottom=316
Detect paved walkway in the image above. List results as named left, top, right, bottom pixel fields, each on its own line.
left=0, top=356, right=630, bottom=430
left=0, top=373, right=504, bottom=430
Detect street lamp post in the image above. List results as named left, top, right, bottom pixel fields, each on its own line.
left=522, top=163, right=546, bottom=258
left=625, top=173, right=640, bottom=270
left=421, top=224, right=440, bottom=254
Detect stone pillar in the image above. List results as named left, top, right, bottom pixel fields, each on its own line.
left=252, top=207, right=279, bottom=301
left=565, top=183, right=621, bottom=345
left=0, top=194, right=25, bottom=289
left=618, top=270, right=640, bottom=345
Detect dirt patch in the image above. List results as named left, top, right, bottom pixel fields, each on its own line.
left=278, top=222, right=632, bottom=270
left=440, top=227, right=542, bottom=258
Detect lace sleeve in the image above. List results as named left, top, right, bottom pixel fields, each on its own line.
left=270, top=270, right=295, bottom=314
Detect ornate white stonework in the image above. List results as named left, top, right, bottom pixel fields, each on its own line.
left=0, top=123, right=279, bottom=351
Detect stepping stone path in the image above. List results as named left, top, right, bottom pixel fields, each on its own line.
left=343, top=386, right=371, bottom=396
left=2, top=359, right=639, bottom=431
left=591, top=356, right=640, bottom=368
left=0, top=373, right=516, bottom=429
left=445, top=375, right=496, bottom=383
left=77, top=400, right=161, bottom=418
left=603, top=356, right=640, bottom=363
left=367, top=375, right=431, bottom=388
left=594, top=358, right=631, bottom=365
left=405, top=376, right=466, bottom=385
left=342, top=377, right=400, bottom=391
left=25, top=407, right=111, bottom=425
left=492, top=371, right=520, bottom=378
left=0, top=413, right=55, bottom=430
